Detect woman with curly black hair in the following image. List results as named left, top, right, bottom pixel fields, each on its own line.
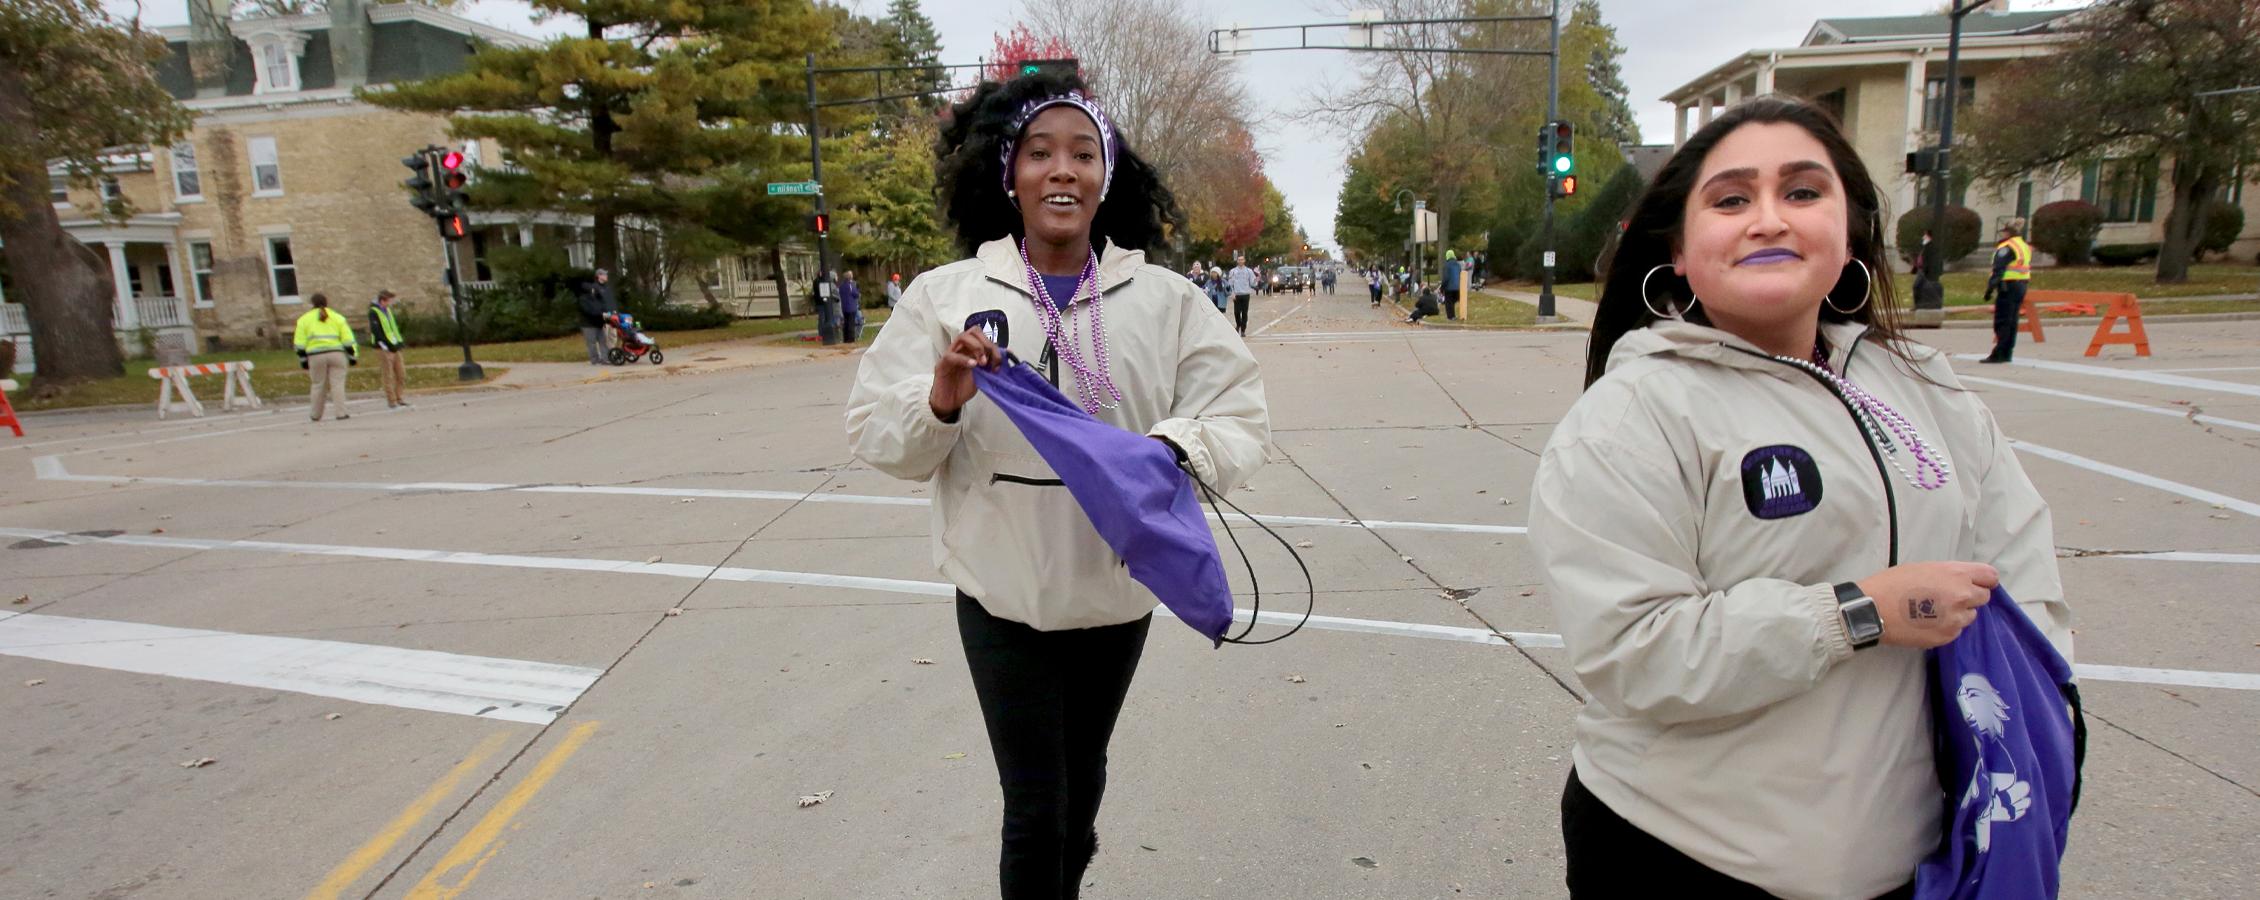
left=845, top=72, right=1270, bottom=899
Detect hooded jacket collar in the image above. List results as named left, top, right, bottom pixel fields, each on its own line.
left=977, top=236, right=1142, bottom=303
left=1607, top=319, right=1875, bottom=379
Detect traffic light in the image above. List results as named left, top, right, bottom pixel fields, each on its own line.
left=1537, top=125, right=1555, bottom=176
left=1552, top=174, right=1578, bottom=199
left=436, top=212, right=468, bottom=241
left=401, top=151, right=437, bottom=214
left=1017, top=58, right=1078, bottom=79
left=1549, top=120, right=1574, bottom=176
left=809, top=212, right=829, bottom=237
left=439, top=149, right=469, bottom=211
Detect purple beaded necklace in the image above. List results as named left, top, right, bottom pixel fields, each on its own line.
left=1780, top=337, right=1952, bottom=491
left=1018, top=238, right=1124, bottom=414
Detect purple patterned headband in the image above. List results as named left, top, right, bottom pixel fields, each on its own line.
left=1000, top=90, right=1119, bottom=202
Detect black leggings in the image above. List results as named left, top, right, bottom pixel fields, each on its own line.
left=1562, top=768, right=1912, bottom=899
left=958, top=594, right=1152, bottom=900
left=1232, top=294, right=1251, bottom=334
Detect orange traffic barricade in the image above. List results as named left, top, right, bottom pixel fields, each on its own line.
left=2019, top=290, right=2148, bottom=358
left=0, top=378, right=22, bottom=437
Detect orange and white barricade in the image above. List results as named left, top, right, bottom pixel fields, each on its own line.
left=147, top=361, right=261, bottom=419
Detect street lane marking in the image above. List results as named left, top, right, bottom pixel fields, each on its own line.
left=1251, top=295, right=1320, bottom=336
left=29, top=456, right=1521, bottom=534
left=1960, top=375, right=2260, bottom=434
left=2148, top=366, right=2260, bottom=374
left=6, top=530, right=2255, bottom=692
left=0, top=610, right=601, bottom=723
left=1954, top=354, right=2260, bottom=399
left=2009, top=439, right=2260, bottom=517
left=403, top=721, right=601, bottom=900
left=306, top=731, right=515, bottom=900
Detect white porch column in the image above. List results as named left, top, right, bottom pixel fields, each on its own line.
left=164, top=240, right=191, bottom=325
left=1699, top=94, right=1716, bottom=126
left=1755, top=63, right=1775, bottom=96
left=517, top=224, right=533, bottom=247
left=107, top=241, right=139, bottom=330
left=1674, top=104, right=1689, bottom=145
left=1724, top=81, right=1743, bottom=106
left=1904, top=57, right=1927, bottom=138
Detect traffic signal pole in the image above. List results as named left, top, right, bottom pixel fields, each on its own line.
left=400, top=145, right=481, bottom=380
left=1538, top=0, right=1559, bottom=323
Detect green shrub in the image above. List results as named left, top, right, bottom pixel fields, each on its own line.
left=1896, top=205, right=1981, bottom=266
left=2200, top=203, right=2245, bottom=258
left=2091, top=243, right=2160, bottom=267
left=2030, top=200, right=2103, bottom=265
left=1511, top=168, right=1646, bottom=284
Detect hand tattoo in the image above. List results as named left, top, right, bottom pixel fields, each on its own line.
left=1909, top=598, right=1939, bottom=619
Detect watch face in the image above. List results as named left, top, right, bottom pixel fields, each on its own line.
left=1844, top=597, right=1884, bottom=645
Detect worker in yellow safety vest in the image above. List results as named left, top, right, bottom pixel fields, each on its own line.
left=1980, top=219, right=2033, bottom=364
left=293, top=293, right=358, bottom=421
left=367, top=289, right=410, bottom=409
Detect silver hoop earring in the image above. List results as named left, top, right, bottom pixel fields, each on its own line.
left=1641, top=264, right=1694, bottom=320
left=1826, top=258, right=1872, bottom=315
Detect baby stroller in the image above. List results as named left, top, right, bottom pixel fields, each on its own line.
left=605, top=311, right=663, bottom=365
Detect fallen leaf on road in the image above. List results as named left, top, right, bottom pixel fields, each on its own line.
left=24, top=679, right=44, bottom=687
left=1519, top=589, right=1535, bottom=597
left=1441, top=587, right=1480, bottom=601
left=323, top=713, right=342, bottom=720
left=11, top=595, right=26, bottom=605
left=1334, top=722, right=1346, bottom=728
left=1400, top=555, right=1414, bottom=563
left=645, top=556, right=663, bottom=564
left=151, top=528, right=164, bottom=534
left=1361, top=762, right=1373, bottom=770
left=1140, top=844, right=1158, bottom=852
left=1476, top=490, right=1488, bottom=494
left=2210, top=514, right=2233, bottom=520
left=1498, top=498, right=1514, bottom=506
left=680, top=498, right=695, bottom=503
left=1404, top=495, right=1419, bottom=501
left=912, top=658, right=935, bottom=665
left=1295, top=540, right=1314, bottom=549
left=158, top=514, right=172, bottom=520
left=1351, top=856, right=1378, bottom=869
left=644, top=882, right=656, bottom=889
left=797, top=790, right=834, bottom=808
left=665, top=607, right=683, bottom=617
left=943, top=752, right=966, bottom=760
left=179, top=757, right=216, bottom=769
left=1286, top=675, right=1307, bottom=683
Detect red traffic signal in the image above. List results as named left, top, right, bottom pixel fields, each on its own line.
left=437, top=213, right=468, bottom=241
left=440, top=151, right=464, bottom=171
left=810, top=212, right=829, bottom=236
left=1558, top=175, right=1578, bottom=197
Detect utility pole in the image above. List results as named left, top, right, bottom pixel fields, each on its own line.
left=1915, top=0, right=1989, bottom=328
left=1538, top=0, right=1560, bottom=322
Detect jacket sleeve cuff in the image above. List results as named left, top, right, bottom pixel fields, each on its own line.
left=1146, top=417, right=1213, bottom=484
left=1808, top=581, right=1857, bottom=664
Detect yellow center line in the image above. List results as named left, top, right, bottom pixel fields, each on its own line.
left=304, top=731, right=514, bottom=900
left=403, top=721, right=602, bottom=900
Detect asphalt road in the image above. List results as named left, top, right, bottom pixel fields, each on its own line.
left=4, top=284, right=2256, bottom=899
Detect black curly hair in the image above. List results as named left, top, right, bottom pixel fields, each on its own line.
left=934, top=72, right=1184, bottom=258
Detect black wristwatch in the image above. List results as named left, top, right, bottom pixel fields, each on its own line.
left=1834, top=582, right=1884, bottom=650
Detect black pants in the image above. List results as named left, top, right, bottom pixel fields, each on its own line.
left=1231, top=294, right=1251, bottom=334
left=1989, top=281, right=2027, bottom=360
left=958, top=594, right=1152, bottom=900
left=1562, top=769, right=1912, bottom=899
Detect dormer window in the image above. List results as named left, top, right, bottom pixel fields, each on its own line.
left=236, top=24, right=311, bottom=95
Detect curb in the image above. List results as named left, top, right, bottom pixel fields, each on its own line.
left=1933, top=311, right=2260, bottom=328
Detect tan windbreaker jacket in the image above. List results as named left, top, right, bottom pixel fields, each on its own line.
left=845, top=237, right=1270, bottom=630
left=1529, top=320, right=2074, bottom=899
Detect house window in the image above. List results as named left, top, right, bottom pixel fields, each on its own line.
left=172, top=144, right=202, bottom=200
left=99, top=176, right=121, bottom=205
left=127, top=264, right=144, bottom=297
left=1814, top=88, right=1847, bottom=126
left=266, top=236, right=300, bottom=303
left=2016, top=182, right=2033, bottom=219
left=471, top=231, right=492, bottom=282
left=157, top=264, right=175, bottom=298
left=1921, top=76, right=1976, bottom=132
left=2085, top=158, right=2156, bottom=223
left=190, top=242, right=215, bottom=307
left=249, top=136, right=283, bottom=195
left=261, top=42, right=296, bottom=92
left=48, top=174, right=68, bottom=205
left=704, top=266, right=724, bottom=290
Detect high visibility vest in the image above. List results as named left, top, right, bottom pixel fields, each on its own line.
left=293, top=308, right=357, bottom=354
left=1998, top=236, right=2032, bottom=281
left=370, top=303, right=404, bottom=346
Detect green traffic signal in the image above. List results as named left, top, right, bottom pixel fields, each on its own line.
left=1553, top=156, right=1572, bottom=174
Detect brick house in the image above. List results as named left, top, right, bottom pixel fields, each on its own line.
left=0, top=1, right=591, bottom=370
left=1659, top=6, right=2260, bottom=266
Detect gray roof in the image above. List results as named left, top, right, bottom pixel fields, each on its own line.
left=1806, top=10, right=2080, bottom=46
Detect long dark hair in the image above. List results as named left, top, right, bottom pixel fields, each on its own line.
left=934, top=72, right=1184, bottom=257
left=1586, top=96, right=1907, bottom=387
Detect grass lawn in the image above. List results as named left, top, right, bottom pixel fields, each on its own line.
left=1390, top=293, right=1542, bottom=328
left=1943, top=297, right=2260, bottom=319
left=1494, top=281, right=1598, bottom=301
left=6, top=307, right=894, bottom=412
left=1894, top=263, right=2258, bottom=308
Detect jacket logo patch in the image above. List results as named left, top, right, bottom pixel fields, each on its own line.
left=1741, top=445, right=1823, bottom=519
left=964, top=310, right=1009, bottom=348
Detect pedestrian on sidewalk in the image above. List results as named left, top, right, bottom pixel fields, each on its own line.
left=1530, top=95, right=2074, bottom=899
left=1226, top=252, right=1257, bottom=335
left=841, top=270, right=865, bottom=343
left=1206, top=265, right=1230, bottom=313
left=847, top=73, right=1270, bottom=900
left=1980, top=220, right=2032, bottom=364
left=887, top=272, right=904, bottom=309
left=576, top=269, right=616, bottom=365
left=366, top=289, right=410, bottom=409
left=1368, top=268, right=1384, bottom=307
left=293, top=293, right=358, bottom=422
left=1442, top=250, right=1463, bottom=320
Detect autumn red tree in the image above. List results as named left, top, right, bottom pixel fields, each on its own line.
left=986, top=24, right=1076, bottom=83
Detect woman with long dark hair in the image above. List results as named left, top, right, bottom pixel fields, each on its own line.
left=1529, top=96, right=2075, bottom=898
left=844, top=72, right=1269, bottom=899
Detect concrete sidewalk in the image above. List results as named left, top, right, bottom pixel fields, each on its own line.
left=479, top=334, right=861, bottom=389
left=1480, top=285, right=1601, bottom=324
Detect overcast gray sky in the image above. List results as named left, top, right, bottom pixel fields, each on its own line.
left=111, top=0, right=2089, bottom=253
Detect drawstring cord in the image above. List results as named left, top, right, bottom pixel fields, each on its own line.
left=1180, top=460, right=1315, bottom=645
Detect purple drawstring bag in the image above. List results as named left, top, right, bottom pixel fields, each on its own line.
left=1916, top=586, right=2086, bottom=900
left=970, top=355, right=1236, bottom=644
